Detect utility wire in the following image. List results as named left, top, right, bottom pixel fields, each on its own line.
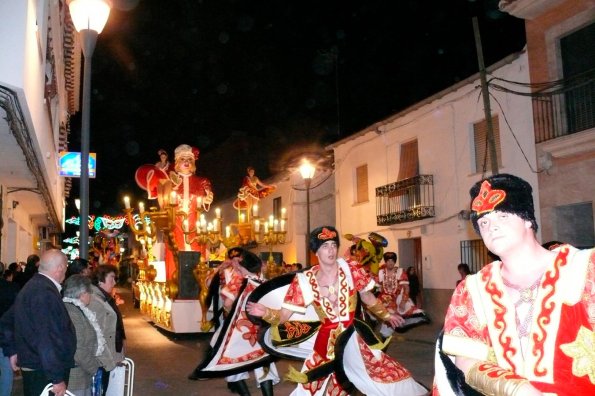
left=489, top=92, right=543, bottom=174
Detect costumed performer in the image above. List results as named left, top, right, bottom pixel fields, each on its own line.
left=433, top=174, right=595, bottom=395
left=155, top=148, right=173, bottom=172
left=247, top=226, right=428, bottom=396
left=233, top=167, right=276, bottom=212
left=344, top=232, right=387, bottom=275
left=188, top=250, right=279, bottom=396
left=377, top=252, right=429, bottom=337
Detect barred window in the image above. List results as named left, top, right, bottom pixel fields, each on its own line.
left=460, top=239, right=491, bottom=274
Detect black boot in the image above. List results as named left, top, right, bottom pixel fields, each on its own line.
left=227, top=380, right=251, bottom=396
left=260, top=380, right=274, bottom=396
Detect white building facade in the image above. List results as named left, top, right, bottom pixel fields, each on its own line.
left=0, top=0, right=80, bottom=262
left=330, top=51, right=537, bottom=319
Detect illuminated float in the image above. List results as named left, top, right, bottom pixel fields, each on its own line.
left=126, top=144, right=287, bottom=333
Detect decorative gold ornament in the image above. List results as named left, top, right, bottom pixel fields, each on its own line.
left=560, top=326, right=595, bottom=384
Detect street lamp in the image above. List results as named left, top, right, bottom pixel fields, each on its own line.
left=68, top=0, right=112, bottom=259
left=299, top=160, right=316, bottom=266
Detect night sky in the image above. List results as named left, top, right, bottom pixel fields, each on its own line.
left=67, top=0, right=526, bottom=217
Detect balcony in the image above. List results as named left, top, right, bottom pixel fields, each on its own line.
left=533, top=73, right=595, bottom=144
left=376, top=175, right=435, bottom=226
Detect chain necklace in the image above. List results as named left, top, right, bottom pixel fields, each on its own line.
left=502, top=276, right=541, bottom=339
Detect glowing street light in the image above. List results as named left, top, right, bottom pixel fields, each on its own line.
left=299, top=160, right=316, bottom=266
left=68, top=0, right=112, bottom=259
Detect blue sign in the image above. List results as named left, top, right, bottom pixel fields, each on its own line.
left=59, top=151, right=96, bottom=178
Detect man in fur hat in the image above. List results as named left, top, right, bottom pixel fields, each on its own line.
left=434, top=174, right=595, bottom=395
left=247, top=226, right=427, bottom=396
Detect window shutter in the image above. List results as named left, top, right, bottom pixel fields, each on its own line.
left=356, top=165, right=368, bottom=203
left=398, top=140, right=419, bottom=181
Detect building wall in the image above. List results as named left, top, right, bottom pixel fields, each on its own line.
left=539, top=152, right=595, bottom=245
left=524, top=0, right=594, bottom=82
left=332, top=51, right=536, bottom=292
left=524, top=0, right=595, bottom=246
left=0, top=0, right=70, bottom=261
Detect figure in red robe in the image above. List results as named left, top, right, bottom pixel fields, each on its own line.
left=135, top=144, right=214, bottom=280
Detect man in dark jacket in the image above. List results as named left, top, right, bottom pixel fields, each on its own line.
left=0, top=262, right=19, bottom=396
left=10, top=250, right=76, bottom=396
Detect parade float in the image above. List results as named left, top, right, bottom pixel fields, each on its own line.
left=125, top=144, right=286, bottom=333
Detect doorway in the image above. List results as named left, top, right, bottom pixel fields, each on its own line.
left=398, top=237, right=422, bottom=304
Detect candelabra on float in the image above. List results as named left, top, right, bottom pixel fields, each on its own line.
left=221, top=204, right=288, bottom=278
left=123, top=194, right=223, bottom=331
left=254, top=208, right=288, bottom=279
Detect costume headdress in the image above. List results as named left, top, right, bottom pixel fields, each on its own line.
left=383, top=252, right=397, bottom=262
left=240, top=250, right=262, bottom=274
left=227, top=247, right=244, bottom=259
left=469, top=173, right=537, bottom=233
left=174, top=144, right=200, bottom=161
left=309, top=226, right=340, bottom=253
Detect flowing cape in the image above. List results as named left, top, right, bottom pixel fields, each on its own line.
left=191, top=278, right=275, bottom=378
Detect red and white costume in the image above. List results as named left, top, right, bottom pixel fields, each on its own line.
left=195, top=268, right=280, bottom=386
left=282, top=259, right=427, bottom=396
left=135, top=144, right=214, bottom=280
left=435, top=245, right=595, bottom=395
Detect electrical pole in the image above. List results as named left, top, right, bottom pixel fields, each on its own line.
left=472, top=16, right=499, bottom=175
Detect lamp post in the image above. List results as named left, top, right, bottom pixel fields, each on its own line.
left=68, top=0, right=112, bottom=259
left=299, top=160, right=315, bottom=266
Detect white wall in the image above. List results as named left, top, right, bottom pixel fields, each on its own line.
left=332, top=51, right=537, bottom=289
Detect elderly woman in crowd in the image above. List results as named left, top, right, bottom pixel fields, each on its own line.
left=89, top=264, right=126, bottom=395
left=62, top=275, right=104, bottom=396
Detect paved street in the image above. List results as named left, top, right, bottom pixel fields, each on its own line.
left=12, top=287, right=441, bottom=395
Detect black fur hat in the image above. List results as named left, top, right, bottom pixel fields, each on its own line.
left=309, top=226, right=340, bottom=253
left=469, top=174, right=537, bottom=233
left=240, top=250, right=262, bottom=274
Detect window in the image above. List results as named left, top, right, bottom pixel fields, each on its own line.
left=554, top=202, right=594, bottom=248
left=273, top=197, right=281, bottom=220
left=473, top=115, right=502, bottom=173
left=397, top=139, right=420, bottom=205
left=355, top=164, right=368, bottom=203
left=561, top=22, right=595, bottom=134
left=398, top=139, right=419, bottom=181
left=460, top=239, right=491, bottom=274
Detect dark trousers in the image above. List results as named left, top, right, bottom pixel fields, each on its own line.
left=22, top=370, right=69, bottom=396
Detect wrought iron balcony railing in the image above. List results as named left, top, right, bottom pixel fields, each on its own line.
left=376, top=175, right=435, bottom=226
left=533, top=74, right=595, bottom=143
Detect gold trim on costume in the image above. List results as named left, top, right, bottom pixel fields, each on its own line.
left=465, top=362, right=529, bottom=396
left=262, top=307, right=281, bottom=326
left=367, top=300, right=391, bottom=321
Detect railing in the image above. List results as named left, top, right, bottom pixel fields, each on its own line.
left=376, top=175, right=434, bottom=226
left=533, top=78, right=595, bottom=143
